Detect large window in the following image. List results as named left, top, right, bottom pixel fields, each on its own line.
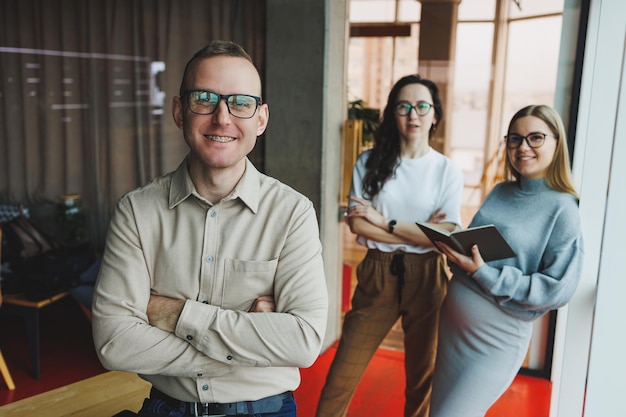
left=347, top=0, right=421, bottom=108
left=346, top=0, right=567, bottom=378
left=348, top=0, right=565, bottom=215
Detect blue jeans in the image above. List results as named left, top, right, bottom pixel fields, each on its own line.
left=138, top=395, right=297, bottom=417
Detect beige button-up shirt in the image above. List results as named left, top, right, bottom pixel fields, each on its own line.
left=92, top=156, right=328, bottom=403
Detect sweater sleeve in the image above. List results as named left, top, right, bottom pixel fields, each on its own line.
left=471, top=200, right=584, bottom=315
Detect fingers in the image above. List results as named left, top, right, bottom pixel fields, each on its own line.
left=252, top=300, right=275, bottom=313
left=437, top=242, right=484, bottom=274
left=435, top=241, right=454, bottom=256
left=469, top=244, right=485, bottom=273
left=249, top=295, right=276, bottom=313
left=428, top=208, right=447, bottom=223
left=347, top=204, right=369, bottom=218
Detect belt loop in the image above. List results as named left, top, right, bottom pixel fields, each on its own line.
left=192, top=402, right=215, bottom=417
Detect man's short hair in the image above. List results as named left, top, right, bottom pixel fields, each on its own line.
left=179, top=40, right=254, bottom=96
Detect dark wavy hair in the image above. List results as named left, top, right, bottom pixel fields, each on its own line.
left=361, top=74, right=443, bottom=199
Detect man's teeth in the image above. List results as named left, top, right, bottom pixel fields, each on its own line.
left=207, top=135, right=234, bottom=142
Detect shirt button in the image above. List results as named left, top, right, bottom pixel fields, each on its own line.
left=206, top=256, right=213, bottom=263
left=226, top=355, right=233, bottom=361
left=202, top=384, right=209, bottom=391
left=210, top=211, right=217, bottom=218
left=186, top=335, right=193, bottom=341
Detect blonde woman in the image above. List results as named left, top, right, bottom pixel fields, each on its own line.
left=429, top=105, right=584, bottom=417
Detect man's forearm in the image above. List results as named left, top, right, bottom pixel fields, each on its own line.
left=147, top=294, right=185, bottom=333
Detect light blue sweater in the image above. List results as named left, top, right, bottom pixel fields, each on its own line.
left=452, top=178, right=584, bottom=321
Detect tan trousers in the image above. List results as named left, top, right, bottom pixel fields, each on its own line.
left=316, top=249, right=448, bottom=417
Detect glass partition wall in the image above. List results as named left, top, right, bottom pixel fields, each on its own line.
left=346, top=0, right=567, bottom=377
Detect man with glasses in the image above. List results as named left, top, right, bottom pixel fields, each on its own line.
left=92, top=40, right=328, bottom=417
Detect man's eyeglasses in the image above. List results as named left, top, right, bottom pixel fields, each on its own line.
left=184, top=90, right=261, bottom=119
left=504, top=132, right=553, bottom=149
left=394, top=101, right=433, bottom=117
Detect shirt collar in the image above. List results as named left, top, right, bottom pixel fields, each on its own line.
left=168, top=155, right=260, bottom=213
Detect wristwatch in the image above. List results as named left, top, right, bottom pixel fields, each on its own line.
left=388, top=220, right=397, bottom=234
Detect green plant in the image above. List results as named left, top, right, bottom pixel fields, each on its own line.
left=348, top=99, right=380, bottom=145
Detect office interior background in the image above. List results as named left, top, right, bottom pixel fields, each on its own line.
left=0, top=0, right=624, bottom=416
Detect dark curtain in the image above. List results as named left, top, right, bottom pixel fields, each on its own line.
left=0, top=0, right=266, bottom=250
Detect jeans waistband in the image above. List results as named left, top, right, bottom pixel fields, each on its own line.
left=149, top=387, right=292, bottom=416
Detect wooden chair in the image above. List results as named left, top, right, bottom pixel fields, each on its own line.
left=0, top=350, right=14, bottom=390
left=0, top=226, right=17, bottom=390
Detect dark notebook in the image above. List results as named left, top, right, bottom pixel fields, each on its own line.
left=416, top=221, right=516, bottom=262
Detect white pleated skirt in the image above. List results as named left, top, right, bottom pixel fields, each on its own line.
left=429, top=277, right=533, bottom=417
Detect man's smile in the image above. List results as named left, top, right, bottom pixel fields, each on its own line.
left=205, top=134, right=235, bottom=143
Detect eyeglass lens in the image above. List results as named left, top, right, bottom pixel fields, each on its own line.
left=186, top=90, right=260, bottom=119
left=395, top=101, right=433, bottom=116
left=505, top=133, right=547, bottom=149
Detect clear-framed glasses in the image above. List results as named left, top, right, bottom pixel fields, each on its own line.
left=184, top=90, right=261, bottom=119
left=394, top=101, right=433, bottom=116
left=504, top=132, right=553, bottom=149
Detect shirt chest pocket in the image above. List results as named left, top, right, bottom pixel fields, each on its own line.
left=222, top=257, right=279, bottom=311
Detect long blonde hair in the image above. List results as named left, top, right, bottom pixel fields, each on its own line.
left=504, top=105, right=579, bottom=199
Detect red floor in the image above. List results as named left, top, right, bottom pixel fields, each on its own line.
left=0, top=297, right=106, bottom=405
left=0, top=297, right=551, bottom=416
left=296, top=343, right=551, bottom=417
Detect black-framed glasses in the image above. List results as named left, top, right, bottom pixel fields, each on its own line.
left=504, top=132, right=553, bottom=149
left=184, top=90, right=261, bottom=119
left=394, top=101, right=433, bottom=116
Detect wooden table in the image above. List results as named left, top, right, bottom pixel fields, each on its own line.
left=2, top=291, right=71, bottom=379
left=0, top=371, right=150, bottom=416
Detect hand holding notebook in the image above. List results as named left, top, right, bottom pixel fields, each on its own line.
left=416, top=221, right=516, bottom=262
